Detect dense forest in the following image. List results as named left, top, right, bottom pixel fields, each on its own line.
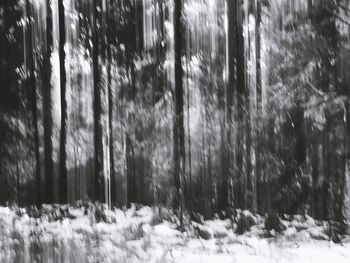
left=1, top=0, right=350, bottom=227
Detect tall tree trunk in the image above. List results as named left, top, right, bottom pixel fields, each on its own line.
left=186, top=30, right=192, bottom=208
left=93, top=0, right=104, bottom=202
left=0, top=148, right=2, bottom=204
left=26, top=0, right=41, bottom=206
left=345, top=83, right=350, bottom=220
left=126, top=61, right=136, bottom=207
left=245, top=93, right=252, bottom=211
left=255, top=0, right=262, bottom=113
left=58, top=0, right=67, bottom=204
left=16, top=116, right=21, bottom=205
left=253, top=0, right=262, bottom=214
left=311, top=141, right=320, bottom=218
left=221, top=0, right=237, bottom=212
left=107, top=0, right=115, bottom=207
left=235, top=0, right=246, bottom=209
left=323, top=116, right=330, bottom=220
left=43, top=0, right=54, bottom=204
left=126, top=134, right=135, bottom=207
left=173, top=0, right=185, bottom=228
left=125, top=1, right=138, bottom=208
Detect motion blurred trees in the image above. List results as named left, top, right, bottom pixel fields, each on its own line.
left=0, top=0, right=349, bottom=223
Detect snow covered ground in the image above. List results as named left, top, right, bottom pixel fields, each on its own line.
left=1, top=204, right=350, bottom=262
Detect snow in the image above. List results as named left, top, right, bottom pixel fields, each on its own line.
left=1, top=205, right=350, bottom=262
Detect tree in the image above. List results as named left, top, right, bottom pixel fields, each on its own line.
left=25, top=0, right=41, bottom=206
left=107, top=0, right=115, bottom=207
left=219, top=0, right=237, bottom=212
left=43, top=0, right=54, bottom=203
left=173, top=0, right=185, bottom=226
left=93, top=0, right=104, bottom=202
left=346, top=77, right=350, bottom=218
left=312, top=0, right=341, bottom=220
left=235, top=0, right=246, bottom=209
left=255, top=0, right=262, bottom=214
left=0, top=0, right=22, bottom=204
left=58, top=0, right=67, bottom=204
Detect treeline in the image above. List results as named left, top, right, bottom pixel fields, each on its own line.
left=0, top=0, right=349, bottom=223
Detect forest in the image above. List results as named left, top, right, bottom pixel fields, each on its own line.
left=1, top=0, right=350, bottom=245
left=1, top=0, right=350, bottom=261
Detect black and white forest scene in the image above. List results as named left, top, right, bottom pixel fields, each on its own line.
left=1, top=0, right=350, bottom=262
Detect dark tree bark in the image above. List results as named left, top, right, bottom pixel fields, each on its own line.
left=93, top=0, right=104, bottom=202
left=26, top=0, right=41, bottom=206
left=173, top=0, right=185, bottom=226
left=245, top=85, right=252, bottom=211
left=0, top=1, right=21, bottom=204
left=107, top=0, right=116, bottom=206
left=186, top=39, right=192, bottom=207
left=16, top=117, right=21, bottom=205
left=58, top=0, right=67, bottom=204
left=126, top=134, right=135, bottom=207
left=220, top=0, right=237, bottom=212
left=255, top=0, right=262, bottom=113
left=253, top=0, right=262, bottom=214
left=244, top=1, right=255, bottom=212
left=313, top=1, right=340, bottom=221
left=346, top=83, right=350, bottom=218
left=307, top=0, right=313, bottom=21
left=323, top=115, right=330, bottom=220
left=294, top=106, right=306, bottom=166
left=235, top=0, right=246, bottom=209
left=122, top=0, right=138, bottom=208
left=43, top=0, right=54, bottom=203
left=311, top=140, right=321, bottom=219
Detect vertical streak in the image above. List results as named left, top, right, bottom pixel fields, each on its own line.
left=58, top=0, right=67, bottom=204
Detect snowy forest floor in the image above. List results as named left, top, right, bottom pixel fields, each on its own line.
left=1, top=204, right=350, bottom=263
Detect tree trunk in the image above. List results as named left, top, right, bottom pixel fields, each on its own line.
left=311, top=141, right=321, bottom=218
left=322, top=117, right=329, bottom=220
left=255, top=0, right=262, bottom=113
left=107, top=0, right=115, bottom=207
left=245, top=95, right=252, bottom=211
left=43, top=0, right=54, bottom=204
left=126, top=134, right=135, bottom=207
left=307, top=0, right=313, bottom=21
left=58, top=0, right=67, bottom=204
left=253, top=0, right=262, bottom=214
left=93, top=0, right=104, bottom=202
left=235, top=0, right=246, bottom=209
left=345, top=84, right=350, bottom=220
left=221, top=0, right=237, bottom=212
left=26, top=0, right=41, bottom=206
left=186, top=30, right=192, bottom=208
left=173, top=0, right=185, bottom=228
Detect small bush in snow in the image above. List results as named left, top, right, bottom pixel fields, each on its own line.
left=194, top=224, right=213, bottom=240
left=190, top=211, right=205, bottom=225
left=265, top=212, right=285, bottom=233
left=236, top=212, right=256, bottom=235
left=325, top=221, right=345, bottom=243
left=93, top=203, right=108, bottom=223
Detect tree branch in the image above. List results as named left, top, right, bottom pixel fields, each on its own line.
left=306, top=79, right=326, bottom=97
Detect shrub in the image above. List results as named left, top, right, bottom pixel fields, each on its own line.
left=325, top=220, right=344, bottom=244
left=236, top=212, right=256, bottom=235
left=190, top=211, right=205, bottom=225
left=265, top=212, right=284, bottom=233
left=195, top=225, right=213, bottom=240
